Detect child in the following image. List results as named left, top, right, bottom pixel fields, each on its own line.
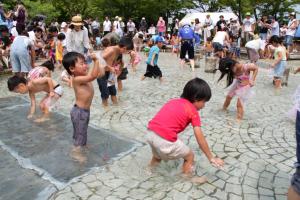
left=96, top=36, right=133, bottom=107
left=62, top=52, right=104, bottom=162
left=204, top=37, right=213, bottom=57
left=146, top=78, right=224, bottom=180
left=56, top=33, right=65, bottom=69
left=7, top=75, right=63, bottom=122
left=61, top=69, right=72, bottom=87
left=171, top=34, right=179, bottom=57
left=116, top=54, right=128, bottom=92
left=269, top=35, right=287, bottom=89
left=129, top=49, right=141, bottom=73
left=141, top=37, right=163, bottom=81
left=217, top=57, right=258, bottom=121
left=28, top=60, right=55, bottom=80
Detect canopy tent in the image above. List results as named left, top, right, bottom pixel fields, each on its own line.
left=180, top=12, right=238, bottom=26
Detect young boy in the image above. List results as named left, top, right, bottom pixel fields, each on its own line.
left=146, top=78, right=224, bottom=182
left=7, top=75, right=63, bottom=122
left=141, top=36, right=164, bottom=81
left=96, top=36, right=133, bottom=107
left=62, top=52, right=104, bottom=162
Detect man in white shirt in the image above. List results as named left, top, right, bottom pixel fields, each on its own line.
left=242, top=12, right=255, bottom=43
left=113, top=16, right=123, bottom=37
left=103, top=16, right=111, bottom=36
left=245, top=35, right=265, bottom=63
left=267, top=16, right=279, bottom=37
left=285, top=12, right=298, bottom=53
left=91, top=18, right=100, bottom=36
left=127, top=19, right=135, bottom=37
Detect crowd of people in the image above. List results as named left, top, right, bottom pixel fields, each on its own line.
left=1, top=2, right=300, bottom=196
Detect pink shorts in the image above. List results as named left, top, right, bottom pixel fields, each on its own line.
left=146, top=131, right=190, bottom=160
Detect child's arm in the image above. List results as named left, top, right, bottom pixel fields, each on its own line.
left=247, top=64, right=258, bottom=86
left=271, top=51, right=283, bottom=68
left=193, top=127, right=224, bottom=168
left=150, top=53, right=156, bottom=66
left=73, top=55, right=104, bottom=84
left=27, top=91, right=36, bottom=119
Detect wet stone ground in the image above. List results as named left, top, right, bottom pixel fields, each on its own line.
left=0, top=52, right=300, bottom=200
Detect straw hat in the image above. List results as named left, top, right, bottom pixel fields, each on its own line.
left=71, top=16, right=83, bottom=26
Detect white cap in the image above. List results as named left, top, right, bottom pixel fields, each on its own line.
left=61, top=22, right=67, bottom=28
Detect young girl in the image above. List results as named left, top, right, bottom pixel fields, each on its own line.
left=55, top=33, right=65, bottom=69
left=204, top=37, right=213, bottom=57
left=217, top=57, right=258, bottom=121
left=28, top=60, right=55, bottom=80
left=269, top=35, right=287, bottom=89
left=171, top=34, right=179, bottom=57
left=128, top=50, right=141, bottom=73
left=146, top=78, right=224, bottom=181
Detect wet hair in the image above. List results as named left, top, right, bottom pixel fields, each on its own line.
left=180, top=78, right=212, bottom=103
left=269, top=35, right=281, bottom=44
left=119, top=36, right=134, bottom=50
left=7, top=76, right=27, bottom=91
left=62, top=52, right=85, bottom=75
left=40, top=60, right=55, bottom=71
left=216, top=57, right=237, bottom=87
left=57, top=32, right=66, bottom=41
left=101, top=38, right=110, bottom=47
left=48, top=26, right=58, bottom=33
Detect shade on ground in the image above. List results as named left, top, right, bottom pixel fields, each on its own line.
left=0, top=96, right=137, bottom=200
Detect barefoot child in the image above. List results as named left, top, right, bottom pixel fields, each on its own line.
left=7, top=75, right=63, bottom=122
left=128, top=49, right=141, bottom=73
left=62, top=52, right=104, bottom=162
left=28, top=60, right=55, bottom=80
left=55, top=33, right=65, bottom=69
left=146, top=78, right=224, bottom=179
left=217, top=57, right=258, bottom=121
left=269, top=35, right=287, bottom=88
left=141, top=36, right=163, bottom=81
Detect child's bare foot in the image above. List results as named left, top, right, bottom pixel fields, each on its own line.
left=34, top=116, right=50, bottom=123
left=190, top=176, right=208, bottom=184
left=71, top=146, right=87, bottom=164
left=159, top=77, right=163, bottom=83
left=141, top=76, right=146, bottom=81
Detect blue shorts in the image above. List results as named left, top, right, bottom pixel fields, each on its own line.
left=285, top=35, right=294, bottom=46
left=96, top=76, right=117, bottom=100
left=10, top=50, right=32, bottom=73
left=274, top=60, right=287, bottom=78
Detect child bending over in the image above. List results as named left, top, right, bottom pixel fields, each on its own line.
left=146, top=78, right=224, bottom=181
left=7, top=75, right=63, bottom=122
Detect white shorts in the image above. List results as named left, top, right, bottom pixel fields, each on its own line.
left=54, top=84, right=63, bottom=97
left=146, top=131, right=190, bottom=161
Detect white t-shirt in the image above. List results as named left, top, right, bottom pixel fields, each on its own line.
left=243, top=18, right=255, bottom=32
left=103, top=20, right=111, bottom=32
left=91, top=21, right=100, bottom=29
left=271, top=21, right=279, bottom=36
left=127, top=22, right=135, bottom=32
left=28, top=31, right=36, bottom=42
left=245, top=38, right=265, bottom=51
left=286, top=19, right=297, bottom=36
left=11, top=27, right=18, bottom=37
left=212, top=31, right=227, bottom=45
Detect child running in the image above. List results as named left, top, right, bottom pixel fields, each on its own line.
left=146, top=78, right=224, bottom=181
left=62, top=52, right=104, bottom=162
left=141, top=36, right=163, bottom=82
left=7, top=75, right=63, bottom=122
left=217, top=57, right=258, bottom=121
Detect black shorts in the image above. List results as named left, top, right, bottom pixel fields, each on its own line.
left=117, top=68, right=128, bottom=80
left=96, top=76, right=117, bottom=100
left=213, top=42, right=223, bottom=52
left=144, top=64, right=162, bottom=78
left=180, top=40, right=194, bottom=59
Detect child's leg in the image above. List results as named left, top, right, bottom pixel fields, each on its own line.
left=182, top=150, right=194, bottom=174
left=236, top=98, right=244, bottom=121
left=283, top=68, right=290, bottom=86
left=223, top=95, right=233, bottom=110
left=288, top=185, right=300, bottom=200
left=274, top=78, right=282, bottom=89
left=149, top=155, right=161, bottom=167
left=117, top=80, right=123, bottom=92
left=36, top=95, right=51, bottom=122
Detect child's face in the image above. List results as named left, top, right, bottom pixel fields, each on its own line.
left=14, top=83, right=28, bottom=94
left=157, top=42, right=163, bottom=48
left=70, top=57, right=88, bottom=76
left=193, top=100, right=206, bottom=110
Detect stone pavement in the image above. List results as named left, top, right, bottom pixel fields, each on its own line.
left=0, top=53, right=300, bottom=200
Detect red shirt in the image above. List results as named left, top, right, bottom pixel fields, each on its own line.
left=148, top=98, right=201, bottom=142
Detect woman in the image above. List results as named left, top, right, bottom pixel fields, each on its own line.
left=156, top=17, right=166, bottom=36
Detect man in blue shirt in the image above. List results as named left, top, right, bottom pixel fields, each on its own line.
left=178, top=21, right=198, bottom=71
left=142, top=36, right=163, bottom=82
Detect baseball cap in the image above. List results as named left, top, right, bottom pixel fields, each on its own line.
left=155, top=36, right=164, bottom=43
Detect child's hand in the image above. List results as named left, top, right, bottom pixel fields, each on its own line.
left=49, top=91, right=55, bottom=97
left=89, top=53, right=98, bottom=61
left=210, top=157, right=224, bottom=168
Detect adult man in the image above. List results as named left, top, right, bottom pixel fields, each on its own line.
left=242, top=12, right=255, bottom=43
left=178, top=21, right=198, bottom=71
left=127, top=19, right=135, bottom=37
left=267, top=16, right=279, bottom=37
left=103, top=16, right=112, bottom=36
left=113, top=16, right=123, bottom=37
left=91, top=18, right=100, bottom=36
left=216, top=15, right=227, bottom=32
left=285, top=12, right=298, bottom=53
left=139, top=17, right=148, bottom=33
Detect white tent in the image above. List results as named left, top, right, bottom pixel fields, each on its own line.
left=180, top=12, right=238, bottom=25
